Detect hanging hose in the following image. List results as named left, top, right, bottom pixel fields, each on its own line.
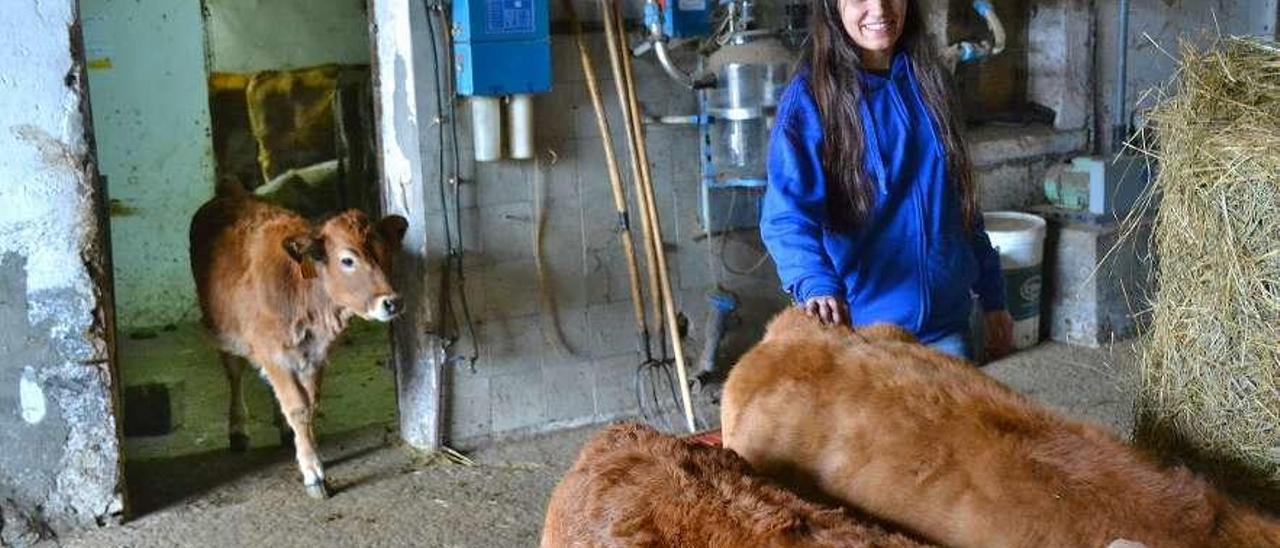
left=654, top=41, right=697, bottom=89
left=533, top=149, right=574, bottom=358
left=945, top=0, right=1007, bottom=70
left=643, top=0, right=698, bottom=90
left=423, top=1, right=479, bottom=368
left=974, top=0, right=1006, bottom=57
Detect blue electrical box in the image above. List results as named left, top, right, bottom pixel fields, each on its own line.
left=452, top=0, right=552, bottom=96
left=646, top=0, right=713, bottom=39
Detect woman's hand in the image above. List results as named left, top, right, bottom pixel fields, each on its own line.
left=804, top=296, right=848, bottom=326
left=985, top=310, right=1014, bottom=360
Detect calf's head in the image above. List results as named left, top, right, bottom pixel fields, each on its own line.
left=285, top=210, right=409, bottom=321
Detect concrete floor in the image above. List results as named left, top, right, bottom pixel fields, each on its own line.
left=119, top=319, right=397, bottom=460
left=50, top=340, right=1138, bottom=548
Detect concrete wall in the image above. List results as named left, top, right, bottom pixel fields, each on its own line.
left=82, top=0, right=215, bottom=329
left=946, top=0, right=1280, bottom=208
left=205, top=0, right=371, bottom=73
left=410, top=17, right=787, bottom=444
left=0, top=0, right=124, bottom=543
left=415, top=4, right=1096, bottom=445
left=1095, top=0, right=1279, bottom=151
left=1027, top=0, right=1094, bottom=132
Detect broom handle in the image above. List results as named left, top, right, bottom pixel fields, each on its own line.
left=607, top=0, right=697, bottom=433
left=564, top=0, right=652, bottom=359
left=600, top=0, right=665, bottom=352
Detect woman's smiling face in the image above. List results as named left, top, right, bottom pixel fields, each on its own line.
left=838, top=0, right=907, bottom=70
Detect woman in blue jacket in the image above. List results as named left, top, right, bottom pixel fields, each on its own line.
left=761, top=0, right=1013, bottom=360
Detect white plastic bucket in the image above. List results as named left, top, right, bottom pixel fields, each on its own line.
left=983, top=211, right=1047, bottom=350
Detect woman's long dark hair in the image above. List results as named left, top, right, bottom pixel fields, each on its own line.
left=805, top=0, right=977, bottom=229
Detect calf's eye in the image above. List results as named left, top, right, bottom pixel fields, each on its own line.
left=341, top=257, right=356, bottom=268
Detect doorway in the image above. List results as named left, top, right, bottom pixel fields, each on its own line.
left=81, top=0, right=396, bottom=514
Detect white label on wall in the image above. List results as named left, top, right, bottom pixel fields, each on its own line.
left=19, top=366, right=46, bottom=425
left=679, top=0, right=707, bottom=11
left=81, top=14, right=114, bottom=61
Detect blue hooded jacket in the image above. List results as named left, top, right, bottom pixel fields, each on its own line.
left=760, top=52, right=1005, bottom=343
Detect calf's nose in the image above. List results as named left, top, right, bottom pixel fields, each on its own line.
left=382, top=295, right=403, bottom=316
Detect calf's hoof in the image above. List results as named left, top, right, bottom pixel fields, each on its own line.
left=304, top=480, right=329, bottom=500
left=229, top=433, right=250, bottom=452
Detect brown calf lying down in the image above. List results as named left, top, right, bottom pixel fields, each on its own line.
left=542, top=422, right=930, bottom=548
left=721, top=308, right=1280, bottom=548
left=190, top=194, right=406, bottom=498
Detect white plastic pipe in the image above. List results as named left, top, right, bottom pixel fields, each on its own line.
left=507, top=94, right=534, bottom=160
left=975, top=0, right=1006, bottom=57
left=644, top=0, right=696, bottom=90
left=943, top=1, right=1007, bottom=71
left=471, top=96, right=502, bottom=162
left=653, top=39, right=696, bottom=90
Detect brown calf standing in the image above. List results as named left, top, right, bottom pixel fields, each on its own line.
left=541, top=422, right=930, bottom=548
left=190, top=194, right=406, bottom=498
left=721, top=308, right=1280, bottom=548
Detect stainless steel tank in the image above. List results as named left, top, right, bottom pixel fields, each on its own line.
left=703, top=32, right=795, bottom=185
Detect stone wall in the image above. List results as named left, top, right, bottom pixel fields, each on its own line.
left=0, top=0, right=125, bottom=543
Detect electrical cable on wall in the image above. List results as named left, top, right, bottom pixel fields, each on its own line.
left=533, top=148, right=575, bottom=358
left=441, top=1, right=479, bottom=369
left=425, top=0, right=479, bottom=369
left=716, top=189, right=771, bottom=277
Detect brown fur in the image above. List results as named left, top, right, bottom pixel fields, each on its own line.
left=189, top=194, right=406, bottom=494
left=760, top=308, right=917, bottom=347
left=541, top=422, right=930, bottom=548
left=722, top=308, right=1280, bottom=548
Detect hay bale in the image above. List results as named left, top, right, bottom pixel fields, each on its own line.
left=1132, top=36, right=1280, bottom=502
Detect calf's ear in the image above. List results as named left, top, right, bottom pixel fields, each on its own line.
left=283, top=234, right=326, bottom=279
left=378, top=215, right=409, bottom=245
left=283, top=234, right=325, bottom=262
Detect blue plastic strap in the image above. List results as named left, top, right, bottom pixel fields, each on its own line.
left=708, top=291, right=738, bottom=313
left=972, top=0, right=994, bottom=17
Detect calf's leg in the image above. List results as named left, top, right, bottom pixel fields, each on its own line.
left=220, top=352, right=250, bottom=452
left=299, top=365, right=324, bottom=410
left=261, top=361, right=327, bottom=499
left=274, top=407, right=294, bottom=447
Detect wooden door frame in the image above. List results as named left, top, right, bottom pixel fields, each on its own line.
left=367, top=0, right=446, bottom=451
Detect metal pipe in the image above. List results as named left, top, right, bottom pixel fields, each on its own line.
left=654, top=40, right=697, bottom=90
left=644, top=0, right=697, bottom=90
left=1114, top=0, right=1131, bottom=151
left=645, top=114, right=701, bottom=125
left=974, top=0, right=1006, bottom=56
left=942, top=1, right=1006, bottom=71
